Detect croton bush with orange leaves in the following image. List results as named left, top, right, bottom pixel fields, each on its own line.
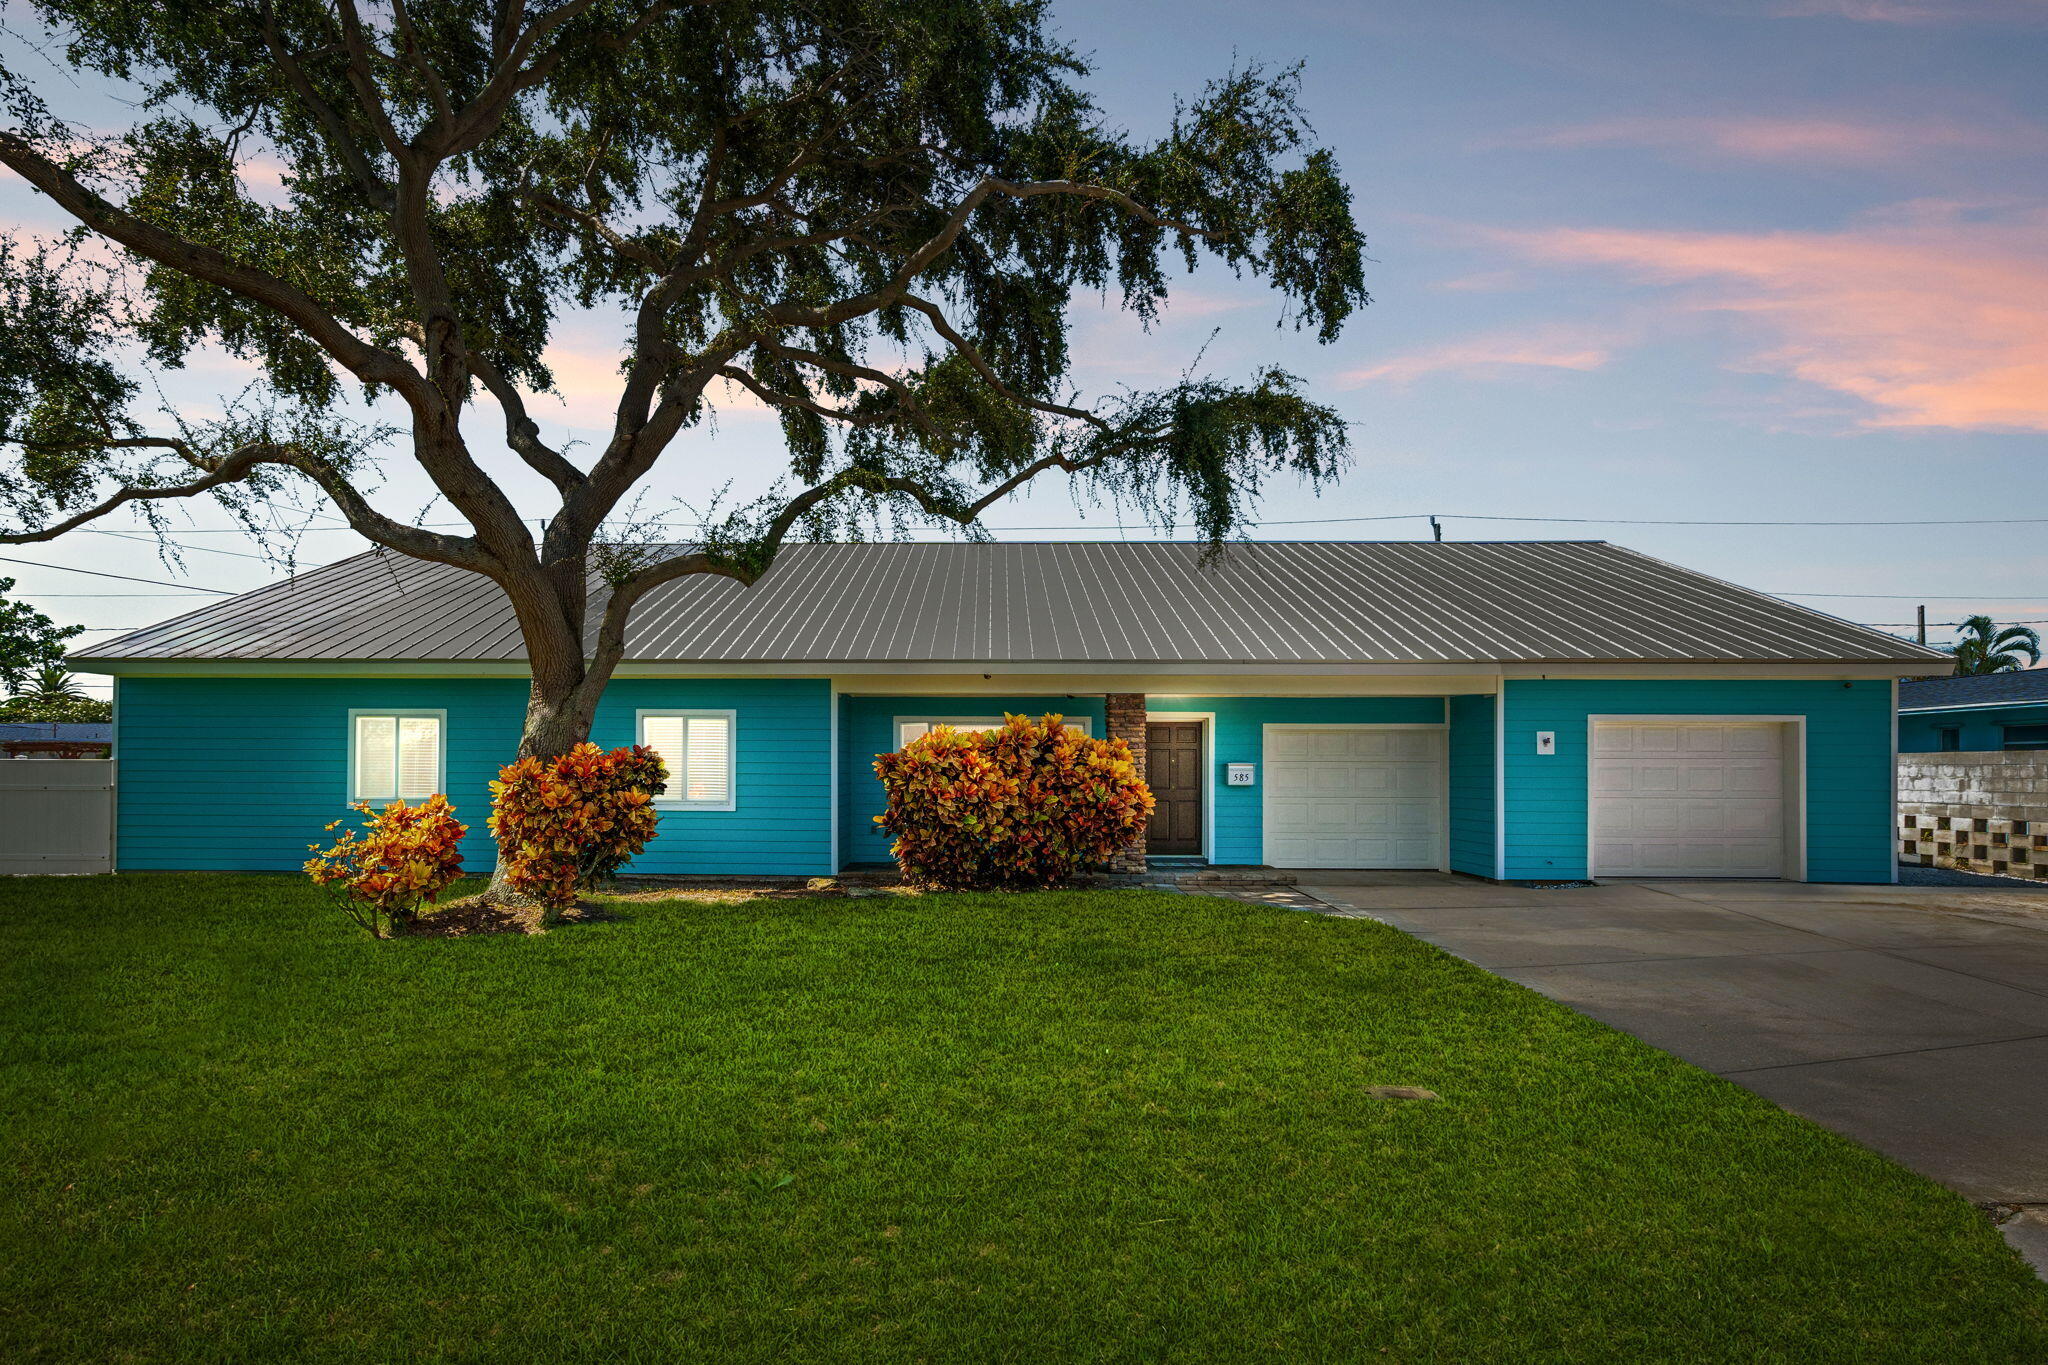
left=487, top=743, right=668, bottom=912
left=304, top=795, right=469, bottom=938
left=874, top=713, right=1154, bottom=890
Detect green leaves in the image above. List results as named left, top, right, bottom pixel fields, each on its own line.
left=1, top=0, right=1372, bottom=723
left=0, top=578, right=84, bottom=694
left=1946, top=614, right=2043, bottom=676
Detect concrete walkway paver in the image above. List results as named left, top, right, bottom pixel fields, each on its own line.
left=1283, top=873, right=2048, bottom=1272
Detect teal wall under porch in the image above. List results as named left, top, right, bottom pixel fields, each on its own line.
left=1142, top=696, right=1450, bottom=867
left=113, top=676, right=834, bottom=876
left=840, top=694, right=1467, bottom=868
left=1500, top=678, right=1896, bottom=884
left=1899, top=703, right=2048, bottom=753
left=1446, top=694, right=1498, bottom=878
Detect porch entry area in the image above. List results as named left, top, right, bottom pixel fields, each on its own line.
left=1145, top=720, right=1205, bottom=856
left=838, top=694, right=1471, bottom=872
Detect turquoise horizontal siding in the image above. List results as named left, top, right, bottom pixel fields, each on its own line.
left=1446, top=693, right=1497, bottom=878
left=1150, top=696, right=1447, bottom=865
left=1900, top=702, right=2048, bottom=753
left=1500, top=679, right=1895, bottom=884
left=115, top=677, right=833, bottom=876
left=838, top=696, right=1107, bottom=866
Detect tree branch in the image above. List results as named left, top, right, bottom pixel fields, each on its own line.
left=0, top=438, right=489, bottom=569
left=515, top=185, right=668, bottom=268
left=259, top=1, right=397, bottom=214
left=470, top=352, right=588, bottom=494
left=714, top=365, right=892, bottom=428
left=761, top=176, right=1229, bottom=332
left=0, top=131, right=429, bottom=402
left=754, top=343, right=944, bottom=440
left=896, top=294, right=1111, bottom=429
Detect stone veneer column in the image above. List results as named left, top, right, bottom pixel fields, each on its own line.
left=1105, top=692, right=1148, bottom=873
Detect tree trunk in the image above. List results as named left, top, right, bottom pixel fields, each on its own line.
left=482, top=668, right=605, bottom=900
left=513, top=674, right=601, bottom=761
left=479, top=558, right=625, bottom=902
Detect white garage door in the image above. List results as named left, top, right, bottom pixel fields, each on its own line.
left=1264, top=727, right=1444, bottom=869
left=1592, top=722, right=1787, bottom=878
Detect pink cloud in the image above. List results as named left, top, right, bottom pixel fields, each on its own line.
left=1339, top=330, right=1613, bottom=387
left=534, top=339, right=794, bottom=430
left=1510, top=114, right=2040, bottom=163
left=1489, top=200, right=2048, bottom=431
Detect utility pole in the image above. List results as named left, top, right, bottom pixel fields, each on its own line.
left=1917, top=604, right=1926, bottom=646
left=1430, top=516, right=1443, bottom=543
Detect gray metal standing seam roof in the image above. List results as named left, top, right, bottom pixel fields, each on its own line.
left=72, top=540, right=1950, bottom=667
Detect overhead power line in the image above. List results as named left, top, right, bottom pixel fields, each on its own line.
left=0, top=555, right=236, bottom=593
left=90, top=529, right=281, bottom=562
left=1773, top=591, right=2047, bottom=600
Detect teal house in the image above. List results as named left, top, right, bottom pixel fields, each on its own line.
left=1898, top=672, right=2048, bottom=754
left=75, top=541, right=1946, bottom=884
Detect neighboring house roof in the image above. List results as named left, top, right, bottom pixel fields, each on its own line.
left=73, top=540, right=1948, bottom=668
left=1898, top=670, right=2048, bottom=713
left=0, top=722, right=113, bottom=742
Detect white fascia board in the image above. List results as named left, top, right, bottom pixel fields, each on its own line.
left=1896, top=699, right=2048, bottom=715
left=72, top=656, right=1928, bottom=683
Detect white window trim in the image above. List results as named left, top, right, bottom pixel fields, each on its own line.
left=345, top=708, right=447, bottom=804
left=893, top=715, right=1092, bottom=748
left=637, top=708, right=738, bottom=812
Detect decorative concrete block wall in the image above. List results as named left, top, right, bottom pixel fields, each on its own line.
left=1898, top=752, right=2048, bottom=882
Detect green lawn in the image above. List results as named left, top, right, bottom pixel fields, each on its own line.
left=4, top=875, right=2045, bottom=1362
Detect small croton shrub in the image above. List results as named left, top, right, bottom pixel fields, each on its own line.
left=874, top=713, right=1155, bottom=890
left=304, top=795, right=469, bottom=938
left=487, top=743, right=667, bottom=912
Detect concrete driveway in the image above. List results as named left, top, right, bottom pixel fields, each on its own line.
left=1288, top=871, right=2048, bottom=1267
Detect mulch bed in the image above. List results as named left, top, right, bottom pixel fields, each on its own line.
left=407, top=871, right=1161, bottom=931
left=406, top=895, right=622, bottom=938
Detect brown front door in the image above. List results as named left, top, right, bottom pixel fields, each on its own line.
left=1145, top=722, right=1204, bottom=856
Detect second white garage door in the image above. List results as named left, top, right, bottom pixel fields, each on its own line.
left=1591, top=721, right=1789, bottom=878
left=1263, top=726, right=1444, bottom=869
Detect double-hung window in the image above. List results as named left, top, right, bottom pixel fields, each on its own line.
left=350, top=710, right=445, bottom=803
left=638, top=710, right=737, bottom=810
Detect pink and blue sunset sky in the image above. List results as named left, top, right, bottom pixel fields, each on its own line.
left=3, top=0, right=2045, bottom=687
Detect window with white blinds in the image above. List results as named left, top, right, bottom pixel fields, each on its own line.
left=895, top=717, right=1091, bottom=748
left=350, top=712, right=444, bottom=803
left=637, top=711, right=737, bottom=810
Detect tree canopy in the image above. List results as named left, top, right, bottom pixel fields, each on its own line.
left=0, top=577, right=82, bottom=693
left=0, top=663, right=111, bottom=722
left=0, top=0, right=1370, bottom=753
left=1947, top=615, right=2042, bottom=676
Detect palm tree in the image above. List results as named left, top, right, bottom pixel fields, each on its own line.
left=12, top=664, right=87, bottom=705
left=1947, top=615, right=2043, bottom=676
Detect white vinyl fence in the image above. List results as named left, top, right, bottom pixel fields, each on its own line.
left=0, top=759, right=115, bottom=874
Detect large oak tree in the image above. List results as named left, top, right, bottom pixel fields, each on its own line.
left=0, top=0, right=1368, bottom=762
